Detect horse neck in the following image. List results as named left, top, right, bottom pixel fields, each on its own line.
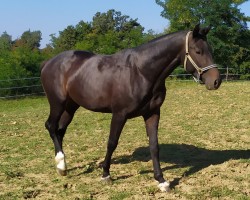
left=135, top=31, right=186, bottom=82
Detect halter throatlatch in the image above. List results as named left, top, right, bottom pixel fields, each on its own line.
left=184, top=31, right=218, bottom=83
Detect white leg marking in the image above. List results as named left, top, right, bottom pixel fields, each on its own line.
left=101, top=175, right=111, bottom=181
left=158, top=181, right=170, bottom=192
left=55, top=151, right=66, bottom=173
left=101, top=175, right=112, bottom=183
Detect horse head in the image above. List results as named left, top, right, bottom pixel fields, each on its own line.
left=183, top=24, right=221, bottom=90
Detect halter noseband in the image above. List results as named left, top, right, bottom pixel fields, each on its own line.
left=184, top=31, right=217, bottom=82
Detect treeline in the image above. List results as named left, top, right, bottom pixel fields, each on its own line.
left=0, top=4, right=250, bottom=96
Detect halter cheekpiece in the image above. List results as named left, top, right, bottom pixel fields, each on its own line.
left=184, top=31, right=218, bottom=82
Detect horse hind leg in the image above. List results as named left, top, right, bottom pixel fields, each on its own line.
left=45, top=101, right=67, bottom=175
left=54, top=99, right=79, bottom=176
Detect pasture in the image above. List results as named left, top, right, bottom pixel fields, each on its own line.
left=0, top=81, right=249, bottom=200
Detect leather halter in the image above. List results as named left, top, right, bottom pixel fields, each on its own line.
left=184, top=31, right=217, bottom=82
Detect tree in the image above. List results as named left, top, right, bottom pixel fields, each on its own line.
left=75, top=20, right=92, bottom=41
left=156, top=0, right=250, bottom=75
left=51, top=25, right=78, bottom=52
left=51, top=21, right=92, bottom=52
left=0, top=32, right=12, bottom=51
left=13, top=30, right=42, bottom=50
left=92, top=9, right=138, bottom=34
left=156, top=0, right=249, bottom=31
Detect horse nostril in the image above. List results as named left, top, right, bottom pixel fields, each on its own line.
left=214, top=79, right=221, bottom=89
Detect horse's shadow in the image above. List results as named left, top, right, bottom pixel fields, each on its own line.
left=112, top=143, right=250, bottom=188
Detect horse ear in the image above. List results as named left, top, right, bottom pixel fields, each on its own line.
left=193, top=23, right=200, bottom=37
left=200, top=25, right=211, bottom=36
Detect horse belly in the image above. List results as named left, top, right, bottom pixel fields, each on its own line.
left=67, top=75, right=113, bottom=112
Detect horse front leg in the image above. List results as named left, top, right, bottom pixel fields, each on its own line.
left=143, top=109, right=170, bottom=192
left=101, top=113, right=127, bottom=182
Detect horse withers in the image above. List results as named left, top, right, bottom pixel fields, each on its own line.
left=41, top=24, right=221, bottom=192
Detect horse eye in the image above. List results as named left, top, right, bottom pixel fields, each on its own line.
left=196, top=49, right=201, bottom=54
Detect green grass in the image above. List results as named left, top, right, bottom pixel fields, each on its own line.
left=0, top=81, right=249, bottom=199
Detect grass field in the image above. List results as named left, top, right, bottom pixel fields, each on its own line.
left=0, top=81, right=249, bottom=200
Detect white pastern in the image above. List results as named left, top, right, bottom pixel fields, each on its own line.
left=101, top=175, right=112, bottom=184
left=101, top=175, right=111, bottom=181
left=158, top=181, right=170, bottom=192
left=55, top=151, right=66, bottom=171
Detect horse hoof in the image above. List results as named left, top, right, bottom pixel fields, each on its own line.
left=158, top=181, right=170, bottom=192
left=56, top=168, right=67, bottom=176
left=101, top=175, right=112, bottom=184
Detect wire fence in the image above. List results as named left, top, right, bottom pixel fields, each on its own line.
left=0, top=69, right=248, bottom=99
left=0, top=77, right=44, bottom=99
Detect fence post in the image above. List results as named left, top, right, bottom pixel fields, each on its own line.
left=226, top=66, right=229, bottom=82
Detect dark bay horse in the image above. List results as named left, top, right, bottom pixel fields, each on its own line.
left=41, top=24, right=221, bottom=192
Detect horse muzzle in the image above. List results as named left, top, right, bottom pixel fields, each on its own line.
left=201, top=68, right=222, bottom=90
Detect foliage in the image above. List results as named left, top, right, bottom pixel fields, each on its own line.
left=13, top=30, right=42, bottom=50
left=0, top=51, right=30, bottom=96
left=0, top=32, right=12, bottom=51
left=239, top=61, right=250, bottom=79
left=52, top=9, right=153, bottom=54
left=156, top=0, right=250, bottom=75
left=0, top=30, right=45, bottom=97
